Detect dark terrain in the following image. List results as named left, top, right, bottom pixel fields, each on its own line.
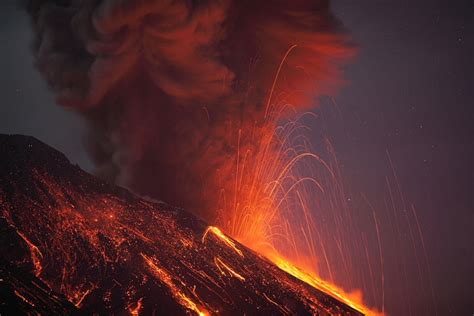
left=0, top=134, right=361, bottom=315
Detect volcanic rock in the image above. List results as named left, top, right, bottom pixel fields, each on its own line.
left=0, top=134, right=362, bottom=315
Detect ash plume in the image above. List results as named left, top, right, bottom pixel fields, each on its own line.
left=27, top=0, right=353, bottom=221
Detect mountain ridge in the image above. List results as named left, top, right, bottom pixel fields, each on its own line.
left=0, top=134, right=361, bottom=315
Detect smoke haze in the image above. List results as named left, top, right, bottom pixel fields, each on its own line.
left=27, top=0, right=353, bottom=221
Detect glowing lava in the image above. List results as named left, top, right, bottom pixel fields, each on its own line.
left=268, top=253, right=383, bottom=316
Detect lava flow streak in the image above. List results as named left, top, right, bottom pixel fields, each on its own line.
left=270, top=255, right=382, bottom=316
left=213, top=257, right=246, bottom=282
left=141, top=253, right=209, bottom=316
left=14, top=230, right=43, bottom=277
left=128, top=298, right=143, bottom=316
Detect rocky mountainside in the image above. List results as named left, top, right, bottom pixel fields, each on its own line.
left=0, top=134, right=362, bottom=315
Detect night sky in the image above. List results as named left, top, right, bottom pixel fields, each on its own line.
left=1, top=1, right=473, bottom=315
left=329, top=1, right=473, bottom=314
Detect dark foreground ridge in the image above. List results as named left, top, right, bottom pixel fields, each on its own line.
left=0, top=134, right=362, bottom=315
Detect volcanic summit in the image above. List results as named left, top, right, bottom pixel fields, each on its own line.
left=0, top=134, right=362, bottom=315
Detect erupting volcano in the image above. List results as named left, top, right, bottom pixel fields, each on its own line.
left=0, top=0, right=392, bottom=314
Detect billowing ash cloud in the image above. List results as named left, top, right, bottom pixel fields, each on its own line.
left=27, top=0, right=353, bottom=220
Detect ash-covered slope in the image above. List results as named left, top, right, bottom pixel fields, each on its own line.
left=0, top=134, right=362, bottom=315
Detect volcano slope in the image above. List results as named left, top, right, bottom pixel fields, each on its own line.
left=0, top=134, right=362, bottom=315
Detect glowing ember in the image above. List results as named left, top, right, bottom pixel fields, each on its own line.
left=128, top=297, right=143, bottom=316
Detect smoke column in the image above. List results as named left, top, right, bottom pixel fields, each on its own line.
left=27, top=0, right=353, bottom=223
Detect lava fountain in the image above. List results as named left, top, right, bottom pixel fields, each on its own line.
left=210, top=49, right=383, bottom=314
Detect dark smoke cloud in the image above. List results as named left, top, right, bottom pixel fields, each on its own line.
left=27, top=0, right=353, bottom=220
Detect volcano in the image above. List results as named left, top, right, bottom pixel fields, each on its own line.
left=0, top=134, right=362, bottom=315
